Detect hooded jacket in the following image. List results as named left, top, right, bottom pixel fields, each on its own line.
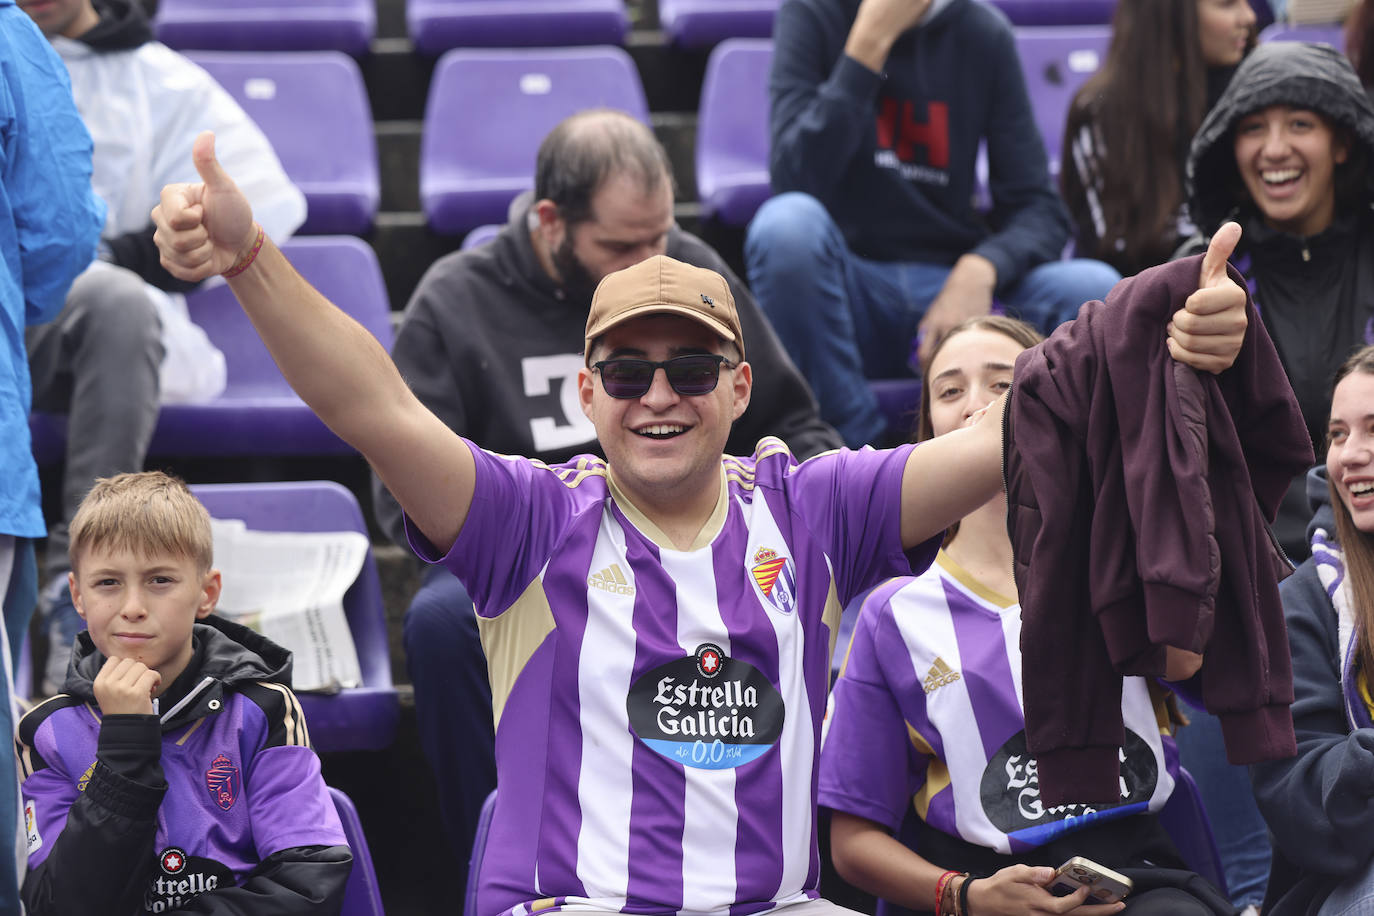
left=372, top=194, right=843, bottom=548
left=52, top=0, right=306, bottom=402
left=17, top=616, right=350, bottom=916
left=768, top=0, right=1070, bottom=293
left=1005, top=254, right=1312, bottom=807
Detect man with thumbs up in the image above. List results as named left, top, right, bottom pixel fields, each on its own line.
left=152, top=131, right=1260, bottom=916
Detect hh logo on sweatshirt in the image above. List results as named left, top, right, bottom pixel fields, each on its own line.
left=876, top=98, right=949, bottom=169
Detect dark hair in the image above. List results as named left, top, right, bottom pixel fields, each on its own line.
left=1328, top=345, right=1374, bottom=685
left=533, top=109, right=674, bottom=228
left=1061, top=0, right=1253, bottom=274
left=1349, top=0, right=1374, bottom=90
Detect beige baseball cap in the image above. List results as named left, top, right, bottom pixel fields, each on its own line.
left=584, top=255, right=745, bottom=361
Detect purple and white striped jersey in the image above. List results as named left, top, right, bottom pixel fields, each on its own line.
left=412, top=438, right=927, bottom=916
left=819, top=553, right=1179, bottom=856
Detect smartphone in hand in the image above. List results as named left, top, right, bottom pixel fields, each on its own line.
left=1047, top=856, right=1133, bottom=904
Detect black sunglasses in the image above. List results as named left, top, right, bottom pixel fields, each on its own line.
left=591, top=354, right=735, bottom=399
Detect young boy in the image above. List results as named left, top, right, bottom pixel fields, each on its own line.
left=15, top=472, right=351, bottom=915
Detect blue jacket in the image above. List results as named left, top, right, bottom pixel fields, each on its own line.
left=768, top=0, right=1070, bottom=294
left=0, top=0, right=103, bottom=538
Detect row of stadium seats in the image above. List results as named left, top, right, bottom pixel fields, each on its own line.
left=191, top=20, right=1343, bottom=240
left=150, top=0, right=1126, bottom=56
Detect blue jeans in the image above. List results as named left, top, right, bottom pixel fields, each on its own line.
left=1321, top=859, right=1374, bottom=915
left=404, top=565, right=496, bottom=889
left=744, top=192, right=1121, bottom=447
left=1176, top=705, right=1269, bottom=908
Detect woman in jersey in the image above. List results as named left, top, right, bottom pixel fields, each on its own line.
left=1252, top=345, right=1374, bottom=915
left=818, top=316, right=1232, bottom=916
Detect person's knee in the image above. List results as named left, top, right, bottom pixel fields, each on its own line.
left=67, top=268, right=161, bottom=353
left=1053, top=258, right=1122, bottom=305
left=746, top=192, right=837, bottom=272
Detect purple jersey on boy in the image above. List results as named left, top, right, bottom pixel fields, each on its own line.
left=409, top=437, right=928, bottom=916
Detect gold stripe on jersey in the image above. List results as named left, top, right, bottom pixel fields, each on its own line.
left=907, top=724, right=950, bottom=820
left=257, top=681, right=311, bottom=748
left=608, top=468, right=729, bottom=551
left=821, top=579, right=844, bottom=673
left=479, top=578, right=556, bottom=729
left=175, top=718, right=207, bottom=747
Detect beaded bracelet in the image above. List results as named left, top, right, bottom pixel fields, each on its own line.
left=934, top=870, right=960, bottom=916
left=222, top=222, right=265, bottom=278
left=956, top=875, right=975, bottom=916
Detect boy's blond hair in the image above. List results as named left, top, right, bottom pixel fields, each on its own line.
left=69, top=472, right=213, bottom=573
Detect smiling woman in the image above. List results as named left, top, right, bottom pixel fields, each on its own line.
left=1251, top=345, right=1374, bottom=915
left=1181, top=40, right=1374, bottom=562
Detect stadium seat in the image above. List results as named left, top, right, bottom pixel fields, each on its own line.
left=1259, top=21, right=1346, bottom=49
left=30, top=236, right=393, bottom=461
left=1013, top=26, right=1112, bottom=179
left=696, top=38, right=773, bottom=226
left=329, top=786, right=387, bottom=916
left=1158, top=766, right=1229, bottom=895
left=407, top=0, right=629, bottom=57
left=462, top=224, right=502, bottom=250
left=981, top=0, right=1116, bottom=25
left=870, top=378, right=923, bottom=442
left=658, top=0, right=780, bottom=47
left=190, top=481, right=400, bottom=754
left=420, top=47, right=650, bottom=235
left=464, top=789, right=499, bottom=916
left=185, top=51, right=380, bottom=235
left=154, top=0, right=375, bottom=54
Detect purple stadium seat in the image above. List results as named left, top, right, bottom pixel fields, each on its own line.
left=1259, top=21, right=1347, bottom=50
left=696, top=38, right=773, bottom=226
left=30, top=236, right=392, bottom=461
left=154, top=0, right=375, bottom=54
left=658, top=0, right=780, bottom=47
left=184, top=51, right=380, bottom=235
left=1014, top=26, right=1111, bottom=178
left=981, top=0, right=1116, bottom=25
left=329, top=787, right=386, bottom=916
left=190, top=481, right=400, bottom=754
left=461, top=224, right=502, bottom=250
left=870, top=378, right=923, bottom=441
left=421, top=47, right=650, bottom=235
left=407, top=0, right=629, bottom=56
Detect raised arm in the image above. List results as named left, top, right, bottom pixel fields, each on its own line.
left=897, top=223, right=1247, bottom=549
left=153, top=132, right=475, bottom=554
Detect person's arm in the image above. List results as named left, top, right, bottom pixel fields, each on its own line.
left=768, top=0, right=929, bottom=202
left=153, top=132, right=474, bottom=554
left=897, top=223, right=1248, bottom=549
left=830, top=813, right=1109, bottom=916
left=22, top=661, right=168, bottom=916
left=166, top=846, right=352, bottom=915
left=1251, top=562, right=1374, bottom=874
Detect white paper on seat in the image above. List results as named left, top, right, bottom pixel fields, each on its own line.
left=209, top=518, right=366, bottom=693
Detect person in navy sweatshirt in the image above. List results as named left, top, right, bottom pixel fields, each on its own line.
left=745, top=0, right=1121, bottom=447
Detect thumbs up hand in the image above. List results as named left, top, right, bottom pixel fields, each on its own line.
left=152, top=131, right=258, bottom=282
left=1166, top=221, right=1249, bottom=374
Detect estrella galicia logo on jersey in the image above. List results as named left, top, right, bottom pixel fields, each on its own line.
left=750, top=546, right=796, bottom=614
left=627, top=646, right=785, bottom=769
left=205, top=753, right=239, bottom=811
left=147, top=849, right=235, bottom=913
left=979, top=728, right=1158, bottom=846
left=696, top=643, right=724, bottom=678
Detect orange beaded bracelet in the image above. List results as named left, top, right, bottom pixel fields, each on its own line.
left=222, top=222, right=264, bottom=278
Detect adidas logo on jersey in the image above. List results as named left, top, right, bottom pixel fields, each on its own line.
left=923, top=657, right=961, bottom=694
left=588, top=564, right=635, bottom=595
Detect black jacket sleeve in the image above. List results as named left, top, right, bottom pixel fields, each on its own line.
left=168, top=845, right=352, bottom=915
left=22, top=715, right=166, bottom=916
left=103, top=224, right=203, bottom=293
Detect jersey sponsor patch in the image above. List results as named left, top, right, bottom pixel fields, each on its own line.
left=750, top=547, right=796, bottom=614
left=978, top=728, right=1157, bottom=845
left=23, top=798, right=40, bottom=855
left=627, top=644, right=785, bottom=769
left=205, top=753, right=239, bottom=811
left=147, top=848, right=235, bottom=913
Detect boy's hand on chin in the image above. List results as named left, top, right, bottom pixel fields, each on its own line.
left=94, top=657, right=162, bottom=716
